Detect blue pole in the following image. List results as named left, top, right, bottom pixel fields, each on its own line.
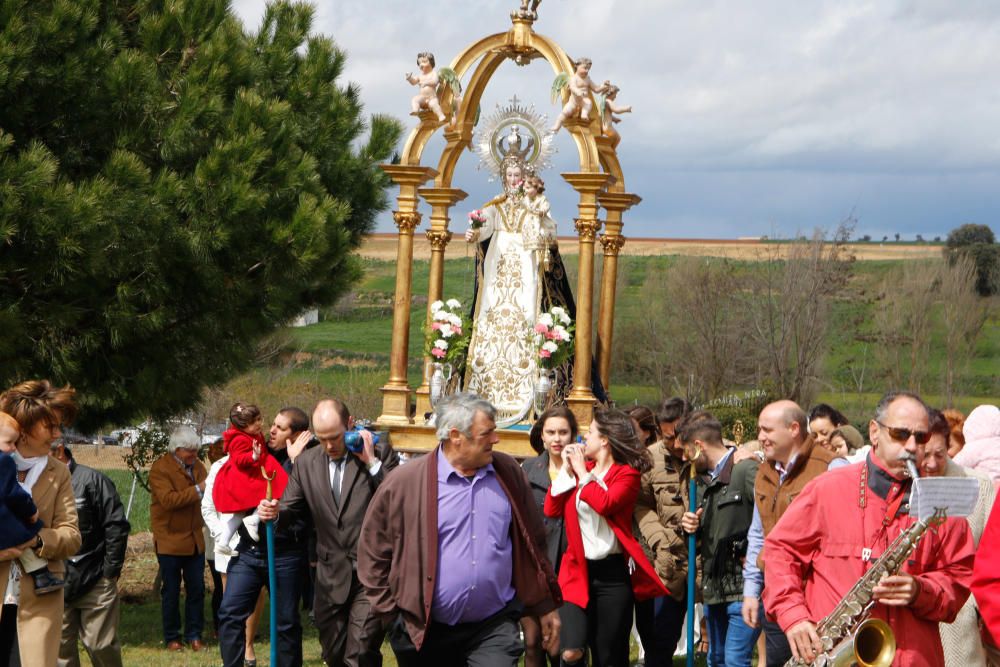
left=687, top=470, right=697, bottom=667
left=266, top=520, right=278, bottom=667
left=261, top=467, right=279, bottom=667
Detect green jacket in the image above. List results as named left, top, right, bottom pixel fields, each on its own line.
left=686, top=448, right=759, bottom=606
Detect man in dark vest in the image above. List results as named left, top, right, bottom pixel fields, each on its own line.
left=741, top=400, right=846, bottom=667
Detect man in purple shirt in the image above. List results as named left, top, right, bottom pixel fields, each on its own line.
left=359, top=393, right=562, bottom=667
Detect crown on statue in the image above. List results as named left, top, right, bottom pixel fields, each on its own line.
left=475, top=95, right=556, bottom=181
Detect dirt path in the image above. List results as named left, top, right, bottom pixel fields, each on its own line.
left=360, top=234, right=941, bottom=262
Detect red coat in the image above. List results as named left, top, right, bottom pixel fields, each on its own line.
left=763, top=456, right=974, bottom=667
left=544, top=461, right=669, bottom=609
left=972, top=494, right=1000, bottom=650
left=212, top=428, right=288, bottom=513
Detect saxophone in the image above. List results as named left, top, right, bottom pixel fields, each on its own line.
left=784, top=504, right=948, bottom=667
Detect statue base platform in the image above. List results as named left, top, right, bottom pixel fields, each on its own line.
left=378, top=423, right=536, bottom=459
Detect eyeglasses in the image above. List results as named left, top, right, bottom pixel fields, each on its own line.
left=876, top=421, right=931, bottom=445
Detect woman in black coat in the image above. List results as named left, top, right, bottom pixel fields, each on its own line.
left=521, top=406, right=578, bottom=667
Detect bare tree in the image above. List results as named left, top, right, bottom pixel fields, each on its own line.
left=873, top=262, right=938, bottom=392
left=612, top=256, right=750, bottom=404
left=940, top=254, right=990, bottom=406
left=740, top=221, right=855, bottom=403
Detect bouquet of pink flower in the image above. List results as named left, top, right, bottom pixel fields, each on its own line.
left=532, top=306, right=574, bottom=370
left=468, top=209, right=487, bottom=230
left=424, top=298, right=471, bottom=365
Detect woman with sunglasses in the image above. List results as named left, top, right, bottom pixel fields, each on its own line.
left=544, top=408, right=668, bottom=667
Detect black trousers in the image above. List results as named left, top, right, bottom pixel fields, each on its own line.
left=763, top=615, right=792, bottom=667
left=0, top=604, right=19, bottom=667
left=634, top=593, right=686, bottom=667
left=560, top=554, right=635, bottom=667
left=389, top=600, right=523, bottom=667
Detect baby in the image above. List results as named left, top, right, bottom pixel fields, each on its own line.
left=551, top=57, right=610, bottom=132
left=211, top=403, right=288, bottom=543
left=520, top=175, right=557, bottom=252
left=0, top=412, right=63, bottom=594
left=405, top=51, right=446, bottom=122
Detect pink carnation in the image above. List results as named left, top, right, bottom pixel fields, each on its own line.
left=431, top=347, right=446, bottom=358
left=546, top=330, right=559, bottom=340
left=534, top=323, right=549, bottom=334
left=453, top=326, right=461, bottom=334
left=431, top=322, right=441, bottom=330
left=539, top=349, right=552, bottom=358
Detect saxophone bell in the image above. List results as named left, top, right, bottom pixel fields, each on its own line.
left=827, top=617, right=896, bottom=667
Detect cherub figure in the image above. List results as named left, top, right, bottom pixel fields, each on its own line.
left=519, top=174, right=557, bottom=269
left=406, top=52, right=446, bottom=122
left=550, top=57, right=610, bottom=133
left=599, top=84, right=632, bottom=148
left=517, top=0, right=542, bottom=19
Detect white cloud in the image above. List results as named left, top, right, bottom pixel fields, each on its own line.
left=231, top=0, right=1000, bottom=237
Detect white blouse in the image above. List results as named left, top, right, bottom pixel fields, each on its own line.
left=551, top=466, right=621, bottom=560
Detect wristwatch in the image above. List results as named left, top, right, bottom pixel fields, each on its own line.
left=34, top=535, right=43, bottom=550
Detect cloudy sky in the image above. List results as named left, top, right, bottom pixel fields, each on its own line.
left=232, top=0, right=1000, bottom=240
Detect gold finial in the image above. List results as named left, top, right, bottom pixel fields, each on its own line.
left=732, top=419, right=746, bottom=446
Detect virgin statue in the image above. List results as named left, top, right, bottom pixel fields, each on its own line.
left=462, top=100, right=606, bottom=426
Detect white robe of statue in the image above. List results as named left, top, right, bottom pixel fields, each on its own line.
left=465, top=171, right=557, bottom=425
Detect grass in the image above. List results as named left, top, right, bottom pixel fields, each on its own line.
left=81, top=593, right=705, bottom=666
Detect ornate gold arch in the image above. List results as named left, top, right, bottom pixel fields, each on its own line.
left=378, top=12, right=640, bottom=432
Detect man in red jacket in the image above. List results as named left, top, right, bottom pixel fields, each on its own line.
left=762, top=391, right=974, bottom=667
left=972, top=493, right=1000, bottom=659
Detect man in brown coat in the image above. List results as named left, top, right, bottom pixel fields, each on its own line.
left=741, top=399, right=845, bottom=667
left=149, top=426, right=208, bottom=652
left=358, top=393, right=562, bottom=667
left=633, top=397, right=690, bottom=666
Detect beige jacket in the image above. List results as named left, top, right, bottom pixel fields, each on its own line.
left=0, top=455, right=82, bottom=666
left=634, top=440, right=688, bottom=598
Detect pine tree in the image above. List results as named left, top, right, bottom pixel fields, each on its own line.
left=0, top=0, right=402, bottom=429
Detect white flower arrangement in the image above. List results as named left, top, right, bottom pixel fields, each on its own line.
left=532, top=307, right=575, bottom=370
left=425, top=298, right=471, bottom=364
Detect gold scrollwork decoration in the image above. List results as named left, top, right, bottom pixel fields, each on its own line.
left=574, top=218, right=602, bottom=241
left=425, top=229, right=453, bottom=250
left=598, top=233, right=626, bottom=256
left=392, top=211, right=422, bottom=233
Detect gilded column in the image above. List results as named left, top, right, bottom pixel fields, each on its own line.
left=562, top=172, right=611, bottom=428
left=378, top=165, right=437, bottom=425
left=595, top=192, right=641, bottom=395
left=412, top=188, right=467, bottom=419
left=596, top=233, right=626, bottom=392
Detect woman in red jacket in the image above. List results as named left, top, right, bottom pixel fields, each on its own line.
left=544, top=408, right=669, bottom=667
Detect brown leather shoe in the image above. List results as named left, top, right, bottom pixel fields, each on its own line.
left=166, top=641, right=184, bottom=651
left=189, top=639, right=205, bottom=652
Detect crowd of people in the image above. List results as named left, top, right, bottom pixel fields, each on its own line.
left=0, top=378, right=999, bottom=667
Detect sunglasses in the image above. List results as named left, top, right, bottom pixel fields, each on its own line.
left=876, top=421, right=931, bottom=445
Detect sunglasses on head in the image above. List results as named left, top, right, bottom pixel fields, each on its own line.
left=876, top=421, right=931, bottom=445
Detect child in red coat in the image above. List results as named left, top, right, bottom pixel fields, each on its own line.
left=212, top=402, right=288, bottom=543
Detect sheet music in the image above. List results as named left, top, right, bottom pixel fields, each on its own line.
left=911, top=477, right=980, bottom=520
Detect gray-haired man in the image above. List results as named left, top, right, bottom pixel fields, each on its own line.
left=358, top=393, right=562, bottom=667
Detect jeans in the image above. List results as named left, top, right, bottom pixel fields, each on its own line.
left=157, top=553, right=205, bottom=644
left=218, top=548, right=306, bottom=667
left=705, top=600, right=760, bottom=667
left=635, top=594, right=686, bottom=667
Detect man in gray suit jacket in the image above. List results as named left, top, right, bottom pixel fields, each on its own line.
left=259, top=398, right=398, bottom=667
